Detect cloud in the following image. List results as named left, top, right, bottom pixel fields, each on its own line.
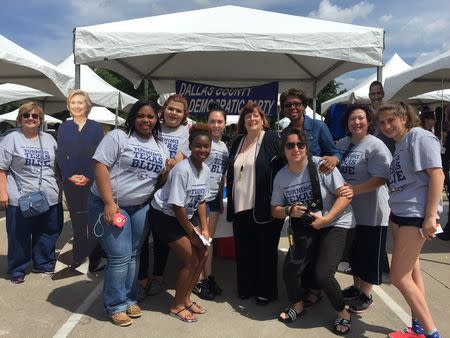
left=379, top=14, right=392, bottom=24
left=309, top=0, right=374, bottom=23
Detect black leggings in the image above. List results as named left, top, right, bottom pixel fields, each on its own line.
left=284, top=225, right=348, bottom=312
left=138, top=229, right=170, bottom=280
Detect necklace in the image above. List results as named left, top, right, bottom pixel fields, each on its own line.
left=237, top=132, right=260, bottom=180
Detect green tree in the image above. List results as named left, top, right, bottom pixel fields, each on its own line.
left=95, top=68, right=159, bottom=103
left=308, top=80, right=347, bottom=114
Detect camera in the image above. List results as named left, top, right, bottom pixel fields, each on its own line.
left=298, top=209, right=316, bottom=225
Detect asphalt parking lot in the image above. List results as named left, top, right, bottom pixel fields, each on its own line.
left=0, top=209, right=449, bottom=338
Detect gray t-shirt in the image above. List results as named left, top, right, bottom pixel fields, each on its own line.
left=152, top=157, right=210, bottom=219
left=204, top=139, right=228, bottom=202
left=159, top=124, right=190, bottom=159
left=388, top=127, right=443, bottom=218
left=337, top=135, right=391, bottom=226
left=91, top=129, right=169, bottom=207
left=0, top=130, right=60, bottom=206
left=271, top=156, right=355, bottom=229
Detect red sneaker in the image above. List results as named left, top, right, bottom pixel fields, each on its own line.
left=387, top=327, right=425, bottom=338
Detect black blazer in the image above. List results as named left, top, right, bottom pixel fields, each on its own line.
left=226, top=131, right=284, bottom=223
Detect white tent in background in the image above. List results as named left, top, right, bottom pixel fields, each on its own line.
left=0, top=34, right=71, bottom=97
left=321, top=54, right=411, bottom=113
left=58, top=54, right=138, bottom=111
left=0, top=83, right=52, bottom=105
left=0, top=109, right=62, bottom=124
left=384, top=50, right=450, bottom=101
left=409, top=89, right=450, bottom=105
left=87, top=106, right=125, bottom=126
left=74, top=5, right=384, bottom=104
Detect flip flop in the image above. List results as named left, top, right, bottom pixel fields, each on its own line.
left=334, top=316, right=351, bottom=335
left=186, top=301, right=207, bottom=314
left=169, top=308, right=198, bottom=323
left=278, top=306, right=305, bottom=323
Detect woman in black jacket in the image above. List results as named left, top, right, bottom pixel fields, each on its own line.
left=226, top=101, right=284, bottom=304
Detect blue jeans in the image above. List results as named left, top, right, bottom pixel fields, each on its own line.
left=88, top=193, right=150, bottom=315
left=6, top=203, right=63, bottom=278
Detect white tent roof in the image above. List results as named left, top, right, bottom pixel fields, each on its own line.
left=0, top=109, right=62, bottom=124
left=0, top=83, right=52, bottom=105
left=321, top=54, right=411, bottom=112
left=0, top=34, right=71, bottom=97
left=410, top=89, right=450, bottom=104
left=86, top=106, right=125, bottom=126
left=384, top=50, right=450, bottom=101
left=58, top=54, right=138, bottom=110
left=74, top=5, right=384, bottom=97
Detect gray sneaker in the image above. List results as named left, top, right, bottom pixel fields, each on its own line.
left=136, top=284, right=148, bottom=302
left=348, top=293, right=373, bottom=314
left=147, top=279, right=165, bottom=296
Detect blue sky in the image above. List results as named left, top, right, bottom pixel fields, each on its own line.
left=1, top=0, right=449, bottom=90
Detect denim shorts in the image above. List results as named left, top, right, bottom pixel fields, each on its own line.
left=389, top=213, right=438, bottom=228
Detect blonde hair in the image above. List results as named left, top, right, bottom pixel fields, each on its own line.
left=17, top=102, right=45, bottom=125
left=66, top=89, right=93, bottom=116
left=377, top=102, right=420, bottom=130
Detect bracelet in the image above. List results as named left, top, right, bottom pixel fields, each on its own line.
left=285, top=205, right=291, bottom=217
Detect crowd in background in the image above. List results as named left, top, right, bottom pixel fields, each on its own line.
left=0, top=84, right=447, bottom=338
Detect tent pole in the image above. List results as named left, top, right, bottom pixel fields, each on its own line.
left=73, top=28, right=80, bottom=90
left=75, top=64, right=80, bottom=90
left=144, top=79, right=149, bottom=100
left=312, top=81, right=317, bottom=120
left=115, top=94, right=121, bottom=128
left=377, top=66, right=383, bottom=83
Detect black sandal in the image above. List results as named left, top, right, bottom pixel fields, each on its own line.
left=303, top=291, right=323, bottom=308
left=278, top=306, right=305, bottom=323
left=334, top=316, right=351, bottom=335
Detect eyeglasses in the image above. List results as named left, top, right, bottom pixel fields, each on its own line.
left=22, top=112, right=40, bottom=119
left=283, top=102, right=303, bottom=109
left=285, top=142, right=307, bottom=150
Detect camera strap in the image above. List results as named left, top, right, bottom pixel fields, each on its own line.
left=307, top=152, right=323, bottom=211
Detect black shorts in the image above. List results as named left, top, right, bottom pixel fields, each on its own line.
left=206, top=194, right=221, bottom=212
left=150, top=206, right=188, bottom=244
left=390, top=213, right=438, bottom=228
left=349, top=225, right=387, bottom=285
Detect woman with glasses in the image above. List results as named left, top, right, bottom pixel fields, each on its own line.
left=271, top=128, right=355, bottom=335
left=0, top=102, right=63, bottom=284
left=226, top=101, right=284, bottom=305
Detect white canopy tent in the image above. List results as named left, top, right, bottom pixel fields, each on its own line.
left=321, top=54, right=411, bottom=112
left=58, top=54, right=138, bottom=111
left=0, top=34, right=71, bottom=97
left=384, top=50, right=450, bottom=101
left=85, top=106, right=125, bottom=126
left=0, top=83, right=52, bottom=105
left=73, top=5, right=384, bottom=109
left=0, top=109, right=62, bottom=125
left=409, top=89, right=450, bottom=105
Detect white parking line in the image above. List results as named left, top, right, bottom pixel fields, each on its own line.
left=53, top=282, right=103, bottom=338
left=280, top=247, right=411, bottom=327
left=369, top=286, right=410, bottom=326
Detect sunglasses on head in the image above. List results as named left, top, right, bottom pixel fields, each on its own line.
left=285, top=141, right=307, bottom=150
left=22, top=112, right=40, bottom=119
left=283, top=102, right=303, bottom=109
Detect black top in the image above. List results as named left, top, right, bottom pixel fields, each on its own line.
left=56, top=119, right=104, bottom=181
left=226, top=131, right=284, bottom=223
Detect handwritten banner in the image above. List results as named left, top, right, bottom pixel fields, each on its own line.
left=176, top=80, right=279, bottom=116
